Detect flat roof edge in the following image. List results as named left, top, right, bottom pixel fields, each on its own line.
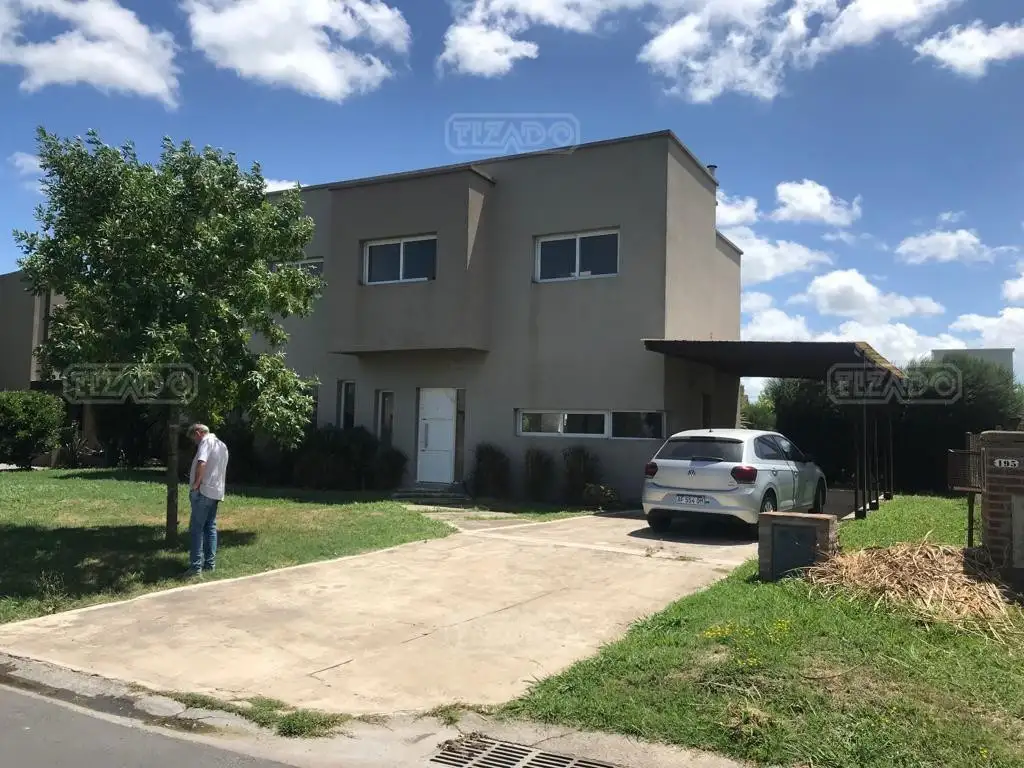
left=716, top=230, right=742, bottom=256
left=266, top=129, right=716, bottom=194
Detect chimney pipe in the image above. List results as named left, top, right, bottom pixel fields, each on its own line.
left=707, top=164, right=718, bottom=178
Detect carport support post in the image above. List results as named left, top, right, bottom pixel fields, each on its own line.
left=853, top=406, right=865, bottom=519
left=870, top=411, right=880, bottom=511
left=860, top=401, right=871, bottom=517
left=884, top=410, right=894, bottom=500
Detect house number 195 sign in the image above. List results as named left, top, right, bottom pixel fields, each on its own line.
left=993, top=458, right=1021, bottom=469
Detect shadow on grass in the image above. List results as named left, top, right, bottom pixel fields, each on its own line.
left=51, top=469, right=392, bottom=505
left=0, top=523, right=257, bottom=600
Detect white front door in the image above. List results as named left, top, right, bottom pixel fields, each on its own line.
left=417, top=388, right=457, bottom=484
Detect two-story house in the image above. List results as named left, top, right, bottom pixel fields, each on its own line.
left=273, top=130, right=743, bottom=499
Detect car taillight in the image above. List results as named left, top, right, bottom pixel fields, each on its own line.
left=644, top=462, right=658, bottom=478
left=731, top=465, right=758, bottom=484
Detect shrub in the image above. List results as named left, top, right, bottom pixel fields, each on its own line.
left=472, top=443, right=511, bottom=498
left=562, top=445, right=602, bottom=505
left=371, top=446, right=408, bottom=490
left=582, top=483, right=620, bottom=510
left=0, top=391, right=65, bottom=468
left=291, top=426, right=381, bottom=491
left=524, top=447, right=555, bottom=502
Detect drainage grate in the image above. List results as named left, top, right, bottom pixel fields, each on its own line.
left=430, top=735, right=621, bottom=768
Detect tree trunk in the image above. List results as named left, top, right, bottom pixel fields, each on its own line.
left=165, top=407, right=179, bottom=546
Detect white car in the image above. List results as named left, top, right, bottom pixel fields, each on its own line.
left=641, top=428, right=828, bottom=532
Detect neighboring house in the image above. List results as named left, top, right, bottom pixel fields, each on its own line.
left=271, top=130, right=743, bottom=499
left=0, top=270, right=51, bottom=391
left=932, top=348, right=1015, bottom=377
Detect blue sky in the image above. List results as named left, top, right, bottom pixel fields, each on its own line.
left=2, top=0, right=1023, bottom=393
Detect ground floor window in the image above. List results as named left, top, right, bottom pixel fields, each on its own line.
left=376, top=390, right=395, bottom=447
left=517, top=410, right=664, bottom=439
left=336, top=380, right=355, bottom=429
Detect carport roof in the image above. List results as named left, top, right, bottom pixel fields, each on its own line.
left=643, top=339, right=904, bottom=380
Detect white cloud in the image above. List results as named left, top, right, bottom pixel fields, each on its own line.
left=937, top=210, right=965, bottom=224
left=0, top=0, right=179, bottom=106
left=895, top=228, right=1016, bottom=264
left=184, top=0, right=411, bottom=102
left=7, top=150, right=43, bottom=193
left=822, top=230, right=888, bottom=249
left=437, top=21, right=538, bottom=77
left=742, top=306, right=815, bottom=342
left=265, top=178, right=300, bottom=192
left=717, top=189, right=760, bottom=227
left=741, top=291, right=774, bottom=313
left=8, top=151, right=40, bottom=176
left=791, top=268, right=944, bottom=321
left=722, top=225, right=832, bottom=286
left=1003, top=262, right=1024, bottom=304
left=440, top=0, right=962, bottom=103
left=770, top=179, right=862, bottom=226
left=916, top=20, right=1024, bottom=78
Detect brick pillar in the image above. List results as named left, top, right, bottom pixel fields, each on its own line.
left=979, top=431, right=1024, bottom=583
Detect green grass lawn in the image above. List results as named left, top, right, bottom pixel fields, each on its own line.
left=0, top=469, right=452, bottom=624
left=503, top=495, right=1024, bottom=768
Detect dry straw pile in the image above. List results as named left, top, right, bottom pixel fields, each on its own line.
left=806, top=539, right=1024, bottom=641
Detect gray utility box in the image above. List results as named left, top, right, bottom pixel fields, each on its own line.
left=759, top=512, right=839, bottom=582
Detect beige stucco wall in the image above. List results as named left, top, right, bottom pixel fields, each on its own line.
left=0, top=271, right=37, bottom=390
left=272, top=134, right=741, bottom=500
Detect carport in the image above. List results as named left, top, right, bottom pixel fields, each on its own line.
left=644, top=339, right=906, bottom=519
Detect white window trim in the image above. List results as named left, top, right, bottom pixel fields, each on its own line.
left=534, top=229, right=619, bottom=283
left=516, top=409, right=666, bottom=440
left=363, top=236, right=438, bottom=285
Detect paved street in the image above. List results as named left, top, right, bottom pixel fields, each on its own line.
left=0, top=686, right=292, bottom=768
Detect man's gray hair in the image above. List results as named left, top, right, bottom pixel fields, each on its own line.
left=189, top=423, right=210, bottom=435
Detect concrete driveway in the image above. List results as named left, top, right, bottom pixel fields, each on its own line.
left=0, top=513, right=756, bottom=715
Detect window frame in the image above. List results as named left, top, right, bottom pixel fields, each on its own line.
left=609, top=410, right=666, bottom=441
left=376, top=390, right=395, bottom=447
left=515, top=409, right=666, bottom=440
left=335, top=380, right=356, bottom=430
left=270, top=257, right=324, bottom=277
left=534, top=229, right=619, bottom=283
left=363, top=235, right=438, bottom=285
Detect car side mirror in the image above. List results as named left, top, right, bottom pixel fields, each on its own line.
left=801, top=453, right=815, bottom=464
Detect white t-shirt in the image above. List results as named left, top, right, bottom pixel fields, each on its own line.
left=189, top=433, right=229, bottom=501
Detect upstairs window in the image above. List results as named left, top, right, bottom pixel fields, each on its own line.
left=270, top=258, right=324, bottom=277
left=535, top=230, right=618, bottom=282
left=364, top=236, right=437, bottom=284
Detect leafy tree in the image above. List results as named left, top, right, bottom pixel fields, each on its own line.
left=740, top=395, right=776, bottom=430
left=15, top=128, right=321, bottom=543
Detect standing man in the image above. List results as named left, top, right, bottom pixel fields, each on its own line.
left=185, top=423, right=229, bottom=579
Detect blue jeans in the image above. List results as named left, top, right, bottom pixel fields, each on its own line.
left=189, top=490, right=219, bottom=573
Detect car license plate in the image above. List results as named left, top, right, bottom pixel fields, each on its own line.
left=676, top=494, right=707, bottom=505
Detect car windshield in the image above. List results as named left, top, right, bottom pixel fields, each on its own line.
left=656, top=437, right=744, bottom=462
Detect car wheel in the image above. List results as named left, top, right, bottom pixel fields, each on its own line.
left=759, top=491, right=777, bottom=516
left=647, top=510, right=672, bottom=533
left=810, top=482, right=826, bottom=514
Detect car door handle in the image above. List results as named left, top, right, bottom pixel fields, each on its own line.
left=422, top=423, right=429, bottom=449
